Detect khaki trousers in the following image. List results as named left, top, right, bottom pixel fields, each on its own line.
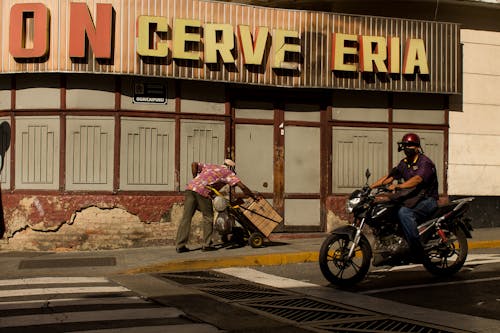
left=175, top=190, right=214, bottom=248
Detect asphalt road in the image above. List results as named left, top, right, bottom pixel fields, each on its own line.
left=254, top=250, right=500, bottom=321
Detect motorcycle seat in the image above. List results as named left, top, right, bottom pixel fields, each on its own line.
left=430, top=203, right=456, bottom=219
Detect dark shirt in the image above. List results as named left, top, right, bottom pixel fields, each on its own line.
left=393, top=153, right=439, bottom=200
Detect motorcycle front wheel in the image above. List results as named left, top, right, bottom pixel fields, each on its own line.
left=319, top=233, right=372, bottom=287
left=423, top=227, right=468, bottom=276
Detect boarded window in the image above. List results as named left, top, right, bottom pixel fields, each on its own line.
left=120, top=117, right=175, bottom=191
left=15, top=116, right=60, bottom=190
left=333, top=127, right=389, bottom=193
left=66, top=116, right=114, bottom=191
left=180, top=120, right=225, bottom=189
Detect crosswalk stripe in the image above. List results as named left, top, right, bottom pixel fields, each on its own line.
left=71, top=323, right=222, bottom=333
left=0, top=277, right=222, bottom=332
left=0, top=286, right=130, bottom=298
left=0, top=308, right=185, bottom=328
left=0, top=296, right=143, bottom=310
left=0, top=277, right=109, bottom=286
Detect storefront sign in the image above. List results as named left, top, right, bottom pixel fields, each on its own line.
left=0, top=0, right=461, bottom=94
left=133, top=82, right=167, bottom=104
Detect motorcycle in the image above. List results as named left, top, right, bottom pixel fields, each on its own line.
left=319, top=169, right=474, bottom=286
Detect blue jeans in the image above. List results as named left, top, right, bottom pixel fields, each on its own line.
left=398, top=197, right=438, bottom=251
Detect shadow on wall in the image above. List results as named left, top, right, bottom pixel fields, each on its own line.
left=0, top=121, right=11, bottom=238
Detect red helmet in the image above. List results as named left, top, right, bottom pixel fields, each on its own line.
left=398, top=133, right=421, bottom=151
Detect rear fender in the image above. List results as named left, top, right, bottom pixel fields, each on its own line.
left=456, top=217, right=474, bottom=238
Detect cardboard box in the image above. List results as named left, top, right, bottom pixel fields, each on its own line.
left=241, top=198, right=283, bottom=237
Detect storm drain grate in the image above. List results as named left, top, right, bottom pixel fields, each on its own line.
left=199, top=283, right=288, bottom=301
left=159, top=271, right=229, bottom=285
left=315, top=317, right=456, bottom=332
left=244, top=297, right=370, bottom=323
left=158, top=271, right=471, bottom=333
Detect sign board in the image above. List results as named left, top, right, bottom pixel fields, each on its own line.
left=133, top=82, right=167, bottom=104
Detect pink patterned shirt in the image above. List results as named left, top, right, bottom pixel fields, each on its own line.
left=187, top=163, right=241, bottom=197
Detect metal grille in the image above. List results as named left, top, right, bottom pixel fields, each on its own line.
left=159, top=271, right=229, bottom=285
left=199, top=283, right=288, bottom=301
left=159, top=271, right=471, bottom=333
left=316, top=317, right=454, bottom=333
left=246, top=297, right=371, bottom=323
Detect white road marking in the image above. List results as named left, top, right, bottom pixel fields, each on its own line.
left=218, top=253, right=500, bottom=297
left=373, top=253, right=500, bottom=272
left=0, top=286, right=130, bottom=298
left=0, top=277, right=109, bottom=286
left=71, top=324, right=221, bottom=333
left=0, top=308, right=185, bottom=328
left=0, top=296, right=143, bottom=310
left=360, top=276, right=500, bottom=295
left=0, top=277, right=222, bottom=332
left=216, top=267, right=317, bottom=288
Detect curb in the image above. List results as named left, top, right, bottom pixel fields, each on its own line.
left=469, top=240, right=500, bottom=249
left=122, top=251, right=319, bottom=275
left=121, top=239, right=500, bottom=275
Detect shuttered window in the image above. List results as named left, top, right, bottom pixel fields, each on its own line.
left=66, top=117, right=115, bottom=191
left=15, top=116, right=60, bottom=190
left=180, top=120, right=226, bottom=189
left=333, top=127, right=389, bottom=193
left=120, top=118, right=175, bottom=191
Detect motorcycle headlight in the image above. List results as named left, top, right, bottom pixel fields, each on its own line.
left=347, top=197, right=361, bottom=213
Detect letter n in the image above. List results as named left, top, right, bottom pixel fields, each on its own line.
left=69, top=3, right=113, bottom=59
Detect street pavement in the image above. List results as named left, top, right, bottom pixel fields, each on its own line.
left=0, top=228, right=500, bottom=332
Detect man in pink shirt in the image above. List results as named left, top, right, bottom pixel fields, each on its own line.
left=175, top=159, right=256, bottom=253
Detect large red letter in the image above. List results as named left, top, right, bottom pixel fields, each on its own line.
left=9, top=3, right=50, bottom=58
left=69, top=3, right=113, bottom=59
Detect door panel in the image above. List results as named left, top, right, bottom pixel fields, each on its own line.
left=284, top=126, right=321, bottom=227
left=284, top=199, right=321, bottom=227
left=235, top=124, right=274, bottom=194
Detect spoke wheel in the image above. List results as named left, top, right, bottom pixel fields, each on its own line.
left=423, top=227, right=468, bottom=276
left=319, top=233, right=372, bottom=287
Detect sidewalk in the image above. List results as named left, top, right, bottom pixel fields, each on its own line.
left=2, top=227, right=499, bottom=279
left=1, top=228, right=499, bottom=332
left=125, top=227, right=500, bottom=275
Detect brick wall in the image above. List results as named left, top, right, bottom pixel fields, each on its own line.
left=0, top=193, right=207, bottom=251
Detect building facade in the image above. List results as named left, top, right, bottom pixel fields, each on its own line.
left=0, top=0, right=497, bottom=250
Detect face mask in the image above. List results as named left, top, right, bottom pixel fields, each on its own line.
left=404, top=147, right=417, bottom=159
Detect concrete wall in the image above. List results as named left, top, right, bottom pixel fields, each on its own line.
left=448, top=30, right=500, bottom=196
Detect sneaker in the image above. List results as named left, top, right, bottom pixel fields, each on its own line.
left=201, top=246, right=218, bottom=252
left=176, top=246, right=190, bottom=253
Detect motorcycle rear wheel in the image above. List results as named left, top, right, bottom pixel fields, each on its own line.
left=423, top=227, right=468, bottom=276
left=319, top=233, right=372, bottom=286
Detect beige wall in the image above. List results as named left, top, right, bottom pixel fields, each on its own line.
left=448, top=30, right=500, bottom=195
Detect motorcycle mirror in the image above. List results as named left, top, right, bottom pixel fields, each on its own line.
left=365, top=169, right=371, bottom=180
